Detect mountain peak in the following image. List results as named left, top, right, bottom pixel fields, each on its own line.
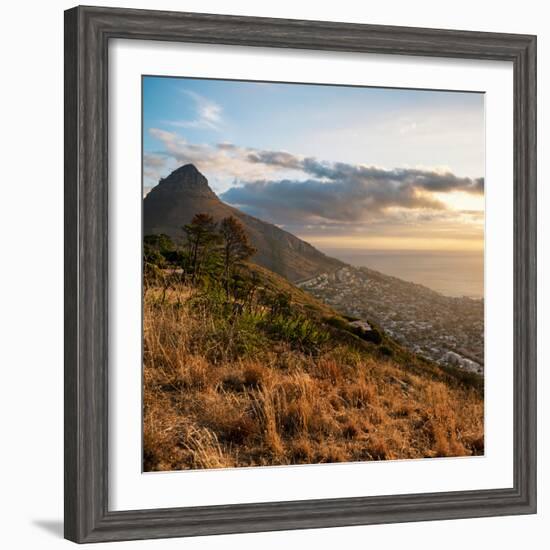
left=172, top=163, right=201, bottom=177
left=144, top=163, right=344, bottom=281
left=158, top=164, right=217, bottom=199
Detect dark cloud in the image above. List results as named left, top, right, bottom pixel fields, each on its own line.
left=251, top=151, right=484, bottom=195
left=217, top=142, right=239, bottom=151
left=222, top=177, right=445, bottom=224
left=222, top=149, right=484, bottom=224
left=247, top=150, right=303, bottom=170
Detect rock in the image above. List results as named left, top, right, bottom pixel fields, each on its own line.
left=349, top=320, right=372, bottom=332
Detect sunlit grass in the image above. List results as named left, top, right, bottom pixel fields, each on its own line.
left=143, top=282, right=484, bottom=471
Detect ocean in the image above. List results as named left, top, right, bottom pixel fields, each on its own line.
left=319, top=249, right=484, bottom=299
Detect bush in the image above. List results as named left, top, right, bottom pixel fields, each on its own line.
left=361, top=327, right=382, bottom=345
left=263, top=314, right=330, bottom=351
left=379, top=345, right=393, bottom=357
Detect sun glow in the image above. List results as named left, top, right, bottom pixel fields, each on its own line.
left=434, top=190, right=485, bottom=212
left=304, top=234, right=484, bottom=252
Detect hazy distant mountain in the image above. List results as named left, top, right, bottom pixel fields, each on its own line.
left=143, top=164, right=343, bottom=282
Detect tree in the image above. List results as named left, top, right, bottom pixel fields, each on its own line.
left=143, top=233, right=175, bottom=266
left=182, top=213, right=220, bottom=283
left=219, top=216, right=256, bottom=298
left=143, top=233, right=179, bottom=271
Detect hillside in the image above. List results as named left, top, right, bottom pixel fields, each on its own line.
left=143, top=249, right=484, bottom=471
left=143, top=164, right=344, bottom=282
left=299, top=265, right=484, bottom=374
left=144, top=164, right=483, bottom=377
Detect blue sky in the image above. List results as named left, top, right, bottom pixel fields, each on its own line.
left=143, top=76, right=485, bottom=251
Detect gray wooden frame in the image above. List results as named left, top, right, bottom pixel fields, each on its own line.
left=64, top=5, right=537, bottom=543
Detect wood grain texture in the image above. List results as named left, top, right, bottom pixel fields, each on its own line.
left=64, top=5, right=537, bottom=543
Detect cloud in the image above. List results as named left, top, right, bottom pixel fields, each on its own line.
left=143, top=152, right=169, bottom=184
left=148, top=129, right=305, bottom=189
left=247, top=150, right=303, bottom=170
left=249, top=153, right=484, bottom=195
left=143, top=153, right=166, bottom=168
left=146, top=129, right=484, bottom=230
left=217, top=142, right=238, bottom=150
left=166, top=91, right=223, bottom=131
left=221, top=153, right=483, bottom=224
left=222, top=177, right=445, bottom=224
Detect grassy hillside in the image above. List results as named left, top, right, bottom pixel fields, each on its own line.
left=143, top=262, right=484, bottom=471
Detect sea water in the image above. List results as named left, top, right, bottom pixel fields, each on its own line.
left=321, top=249, right=484, bottom=299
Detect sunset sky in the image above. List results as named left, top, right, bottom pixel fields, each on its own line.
left=143, top=76, right=485, bottom=252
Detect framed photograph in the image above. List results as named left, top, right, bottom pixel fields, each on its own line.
left=64, top=6, right=537, bottom=543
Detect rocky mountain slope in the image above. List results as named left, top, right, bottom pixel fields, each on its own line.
left=144, top=164, right=343, bottom=282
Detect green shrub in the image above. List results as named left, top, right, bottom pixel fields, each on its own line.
left=264, top=314, right=330, bottom=351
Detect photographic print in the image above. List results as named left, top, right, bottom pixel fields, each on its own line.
left=142, top=76, right=485, bottom=472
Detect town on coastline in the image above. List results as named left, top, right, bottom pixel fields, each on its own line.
left=298, top=266, right=484, bottom=375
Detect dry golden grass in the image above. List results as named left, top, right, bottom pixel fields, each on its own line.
left=143, top=284, right=484, bottom=471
